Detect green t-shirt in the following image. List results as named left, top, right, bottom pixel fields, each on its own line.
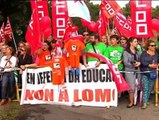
left=105, top=45, right=124, bottom=71
left=85, top=42, right=107, bottom=62
left=156, top=41, right=159, bottom=46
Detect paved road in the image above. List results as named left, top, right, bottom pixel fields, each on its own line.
left=18, top=95, right=159, bottom=120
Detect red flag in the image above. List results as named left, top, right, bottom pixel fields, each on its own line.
left=30, top=0, right=49, bottom=17
left=114, top=13, right=132, bottom=37
left=4, top=17, right=13, bottom=42
left=30, top=0, right=51, bottom=39
left=26, top=0, right=50, bottom=54
left=97, top=14, right=108, bottom=37
left=0, top=23, right=5, bottom=43
left=52, top=0, right=69, bottom=39
left=25, top=9, right=42, bottom=54
left=100, top=0, right=121, bottom=19
left=130, top=0, right=153, bottom=38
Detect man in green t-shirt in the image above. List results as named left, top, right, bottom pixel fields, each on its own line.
left=105, top=35, right=124, bottom=71
left=83, top=33, right=107, bottom=67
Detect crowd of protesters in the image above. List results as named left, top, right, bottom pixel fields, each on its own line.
left=0, top=31, right=159, bottom=110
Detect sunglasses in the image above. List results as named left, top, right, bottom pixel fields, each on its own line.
left=149, top=45, right=156, bottom=47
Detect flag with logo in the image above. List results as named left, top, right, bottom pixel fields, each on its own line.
left=4, top=17, right=13, bottom=42
left=100, top=0, right=121, bottom=19
left=0, top=23, right=5, bottom=43
left=114, top=12, right=132, bottom=37
left=130, top=0, right=153, bottom=37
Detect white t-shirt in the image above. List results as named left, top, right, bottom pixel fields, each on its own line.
left=0, top=56, right=17, bottom=72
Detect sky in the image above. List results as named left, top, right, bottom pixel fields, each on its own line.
left=91, top=0, right=159, bottom=8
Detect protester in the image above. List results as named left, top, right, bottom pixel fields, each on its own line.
left=123, top=37, right=141, bottom=108
left=140, top=40, right=159, bottom=109
left=22, top=40, right=52, bottom=69
left=18, top=46, right=33, bottom=87
left=119, top=35, right=128, bottom=50
left=83, top=33, right=107, bottom=67
left=105, top=35, right=124, bottom=71
left=17, top=41, right=26, bottom=56
left=0, top=44, right=8, bottom=59
left=50, top=39, right=58, bottom=56
left=100, top=35, right=108, bottom=46
left=83, top=31, right=90, bottom=44
left=46, top=35, right=53, bottom=43
left=0, top=46, right=17, bottom=105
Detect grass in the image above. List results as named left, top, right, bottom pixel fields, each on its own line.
left=0, top=101, right=23, bottom=120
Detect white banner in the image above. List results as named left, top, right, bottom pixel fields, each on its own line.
left=20, top=64, right=118, bottom=107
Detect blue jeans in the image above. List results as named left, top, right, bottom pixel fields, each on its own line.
left=142, top=75, right=155, bottom=103
left=1, top=72, right=15, bottom=100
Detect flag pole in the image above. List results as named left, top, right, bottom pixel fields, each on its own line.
left=155, top=66, right=158, bottom=107
left=12, top=33, right=18, bottom=51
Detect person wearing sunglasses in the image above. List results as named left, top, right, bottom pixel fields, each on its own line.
left=140, top=40, right=159, bottom=109
left=18, top=46, right=33, bottom=87
left=83, top=31, right=90, bottom=44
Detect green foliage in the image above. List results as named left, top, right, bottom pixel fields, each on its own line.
left=0, top=0, right=31, bottom=44
left=122, top=2, right=131, bottom=17
left=152, top=6, right=159, bottom=18
left=87, top=2, right=99, bottom=21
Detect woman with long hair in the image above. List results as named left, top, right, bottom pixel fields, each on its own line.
left=0, top=46, right=17, bottom=105
left=123, top=37, right=141, bottom=108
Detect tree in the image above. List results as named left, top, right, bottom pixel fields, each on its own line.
left=0, top=0, right=31, bottom=44
left=122, top=2, right=130, bottom=17
left=152, top=6, right=159, bottom=18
